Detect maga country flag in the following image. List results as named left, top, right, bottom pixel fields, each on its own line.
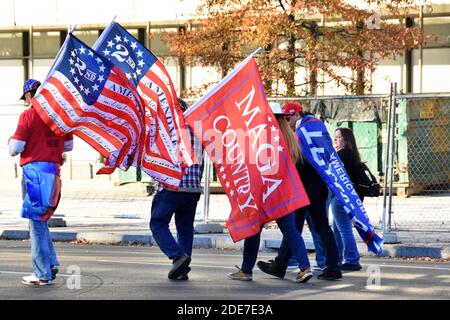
left=184, top=56, right=310, bottom=241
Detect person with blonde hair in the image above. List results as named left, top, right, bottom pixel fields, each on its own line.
left=227, top=102, right=312, bottom=283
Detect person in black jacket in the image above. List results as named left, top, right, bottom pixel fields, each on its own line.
left=257, top=110, right=342, bottom=281
left=330, top=127, right=363, bottom=271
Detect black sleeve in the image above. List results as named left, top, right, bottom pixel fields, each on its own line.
left=338, top=149, right=358, bottom=183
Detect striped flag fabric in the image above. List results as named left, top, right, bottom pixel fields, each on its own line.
left=32, top=34, right=146, bottom=174
left=94, top=21, right=194, bottom=189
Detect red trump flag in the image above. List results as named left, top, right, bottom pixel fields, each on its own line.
left=184, top=56, right=310, bottom=241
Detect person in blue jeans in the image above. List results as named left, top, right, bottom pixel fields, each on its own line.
left=227, top=103, right=312, bottom=283
left=330, top=127, right=363, bottom=271
left=282, top=103, right=325, bottom=271
left=150, top=99, right=204, bottom=281
left=9, top=79, right=74, bottom=285
left=257, top=108, right=342, bottom=281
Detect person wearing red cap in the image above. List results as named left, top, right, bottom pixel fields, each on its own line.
left=282, top=102, right=303, bottom=130
left=282, top=102, right=326, bottom=271
left=8, top=79, right=74, bottom=285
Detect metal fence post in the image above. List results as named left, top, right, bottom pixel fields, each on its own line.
left=381, top=84, right=393, bottom=233
left=202, top=154, right=211, bottom=224
left=387, top=83, right=398, bottom=232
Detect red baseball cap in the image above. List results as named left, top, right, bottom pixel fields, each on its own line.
left=282, top=102, right=303, bottom=115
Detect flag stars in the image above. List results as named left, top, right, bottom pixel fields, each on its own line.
left=222, top=174, right=227, bottom=180
left=126, top=73, right=132, bottom=79
left=130, top=42, right=137, bottom=50
left=136, top=69, right=142, bottom=76
left=74, top=77, right=80, bottom=84
left=99, top=64, right=106, bottom=73
left=78, top=46, right=86, bottom=55
left=107, top=40, right=114, bottom=48
left=219, top=166, right=225, bottom=173
left=217, top=158, right=223, bottom=165
left=230, top=190, right=234, bottom=196
left=88, top=50, right=94, bottom=57
left=123, top=37, right=129, bottom=43
left=95, top=57, right=102, bottom=64
left=278, top=145, right=284, bottom=152
left=70, top=50, right=76, bottom=57
left=273, top=135, right=280, bottom=143
left=92, top=84, right=99, bottom=92
left=97, top=75, right=105, bottom=82
left=226, top=182, right=230, bottom=188
left=138, top=60, right=145, bottom=67
left=69, top=68, right=76, bottom=75
left=114, top=35, right=122, bottom=42
left=136, top=50, right=143, bottom=58
left=268, top=116, right=273, bottom=122
left=84, top=88, right=90, bottom=95
left=103, top=49, right=110, bottom=56
left=79, top=84, right=85, bottom=91
left=69, top=58, right=74, bottom=65
left=271, top=125, right=277, bottom=132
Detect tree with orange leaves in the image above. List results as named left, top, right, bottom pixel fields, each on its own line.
left=165, top=0, right=427, bottom=97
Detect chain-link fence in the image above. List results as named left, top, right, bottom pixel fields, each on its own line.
left=1, top=93, right=448, bottom=233
left=265, top=93, right=450, bottom=233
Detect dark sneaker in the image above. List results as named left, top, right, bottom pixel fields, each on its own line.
left=294, top=268, right=313, bottom=283
left=227, top=266, right=252, bottom=281
left=22, top=275, right=52, bottom=286
left=51, top=266, right=59, bottom=280
left=256, top=260, right=286, bottom=279
left=172, top=266, right=190, bottom=281
left=317, top=268, right=343, bottom=281
left=168, top=255, right=191, bottom=280
left=341, top=263, right=362, bottom=271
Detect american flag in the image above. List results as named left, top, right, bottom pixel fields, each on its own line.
left=32, top=34, right=146, bottom=173
left=94, top=21, right=194, bottom=189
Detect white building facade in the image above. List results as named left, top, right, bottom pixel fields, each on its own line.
left=0, top=0, right=449, bottom=169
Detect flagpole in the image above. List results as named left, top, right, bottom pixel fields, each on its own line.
left=68, top=24, right=78, bottom=34
left=251, top=47, right=262, bottom=57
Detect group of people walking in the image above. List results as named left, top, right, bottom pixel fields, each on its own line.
left=10, top=79, right=365, bottom=286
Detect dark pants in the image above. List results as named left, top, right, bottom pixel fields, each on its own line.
left=275, top=189, right=340, bottom=271
left=150, top=190, right=201, bottom=260
left=241, top=212, right=310, bottom=274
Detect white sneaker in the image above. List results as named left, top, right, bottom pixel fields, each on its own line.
left=311, top=265, right=325, bottom=271
left=22, top=275, right=52, bottom=286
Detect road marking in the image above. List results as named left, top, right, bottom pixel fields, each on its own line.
left=0, top=270, right=78, bottom=278
left=97, top=259, right=240, bottom=270
left=362, top=263, right=450, bottom=272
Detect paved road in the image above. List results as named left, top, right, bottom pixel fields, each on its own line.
left=0, top=240, right=449, bottom=300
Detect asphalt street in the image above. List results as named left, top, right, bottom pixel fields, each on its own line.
left=0, top=240, right=449, bottom=300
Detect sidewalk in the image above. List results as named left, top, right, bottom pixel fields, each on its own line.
left=0, top=179, right=449, bottom=260
left=1, top=215, right=449, bottom=260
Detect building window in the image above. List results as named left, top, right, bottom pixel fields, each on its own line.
left=0, top=33, right=23, bottom=58
left=33, top=31, right=60, bottom=58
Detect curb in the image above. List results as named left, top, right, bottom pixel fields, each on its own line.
left=1, top=229, right=448, bottom=259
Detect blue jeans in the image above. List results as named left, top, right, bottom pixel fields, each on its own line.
left=241, top=212, right=310, bottom=274
left=288, top=213, right=325, bottom=268
left=276, top=189, right=340, bottom=272
left=330, top=195, right=360, bottom=266
left=306, top=213, right=326, bottom=268
left=29, top=220, right=59, bottom=281
left=150, top=190, right=201, bottom=260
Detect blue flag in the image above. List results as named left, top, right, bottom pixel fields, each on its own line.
left=296, top=115, right=383, bottom=255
